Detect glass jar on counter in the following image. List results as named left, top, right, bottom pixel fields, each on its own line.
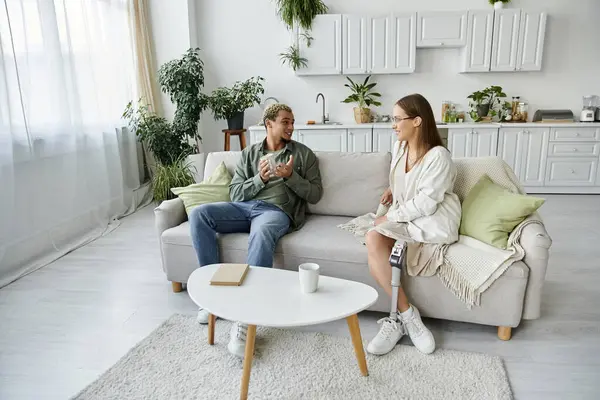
left=517, top=102, right=528, bottom=122
left=441, top=101, right=451, bottom=122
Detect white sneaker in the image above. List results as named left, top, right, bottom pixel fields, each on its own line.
left=402, top=306, right=436, bottom=354
left=228, top=322, right=248, bottom=358
left=196, top=308, right=214, bottom=324
left=366, top=317, right=405, bottom=355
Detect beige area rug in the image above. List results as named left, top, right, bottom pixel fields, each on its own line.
left=73, top=314, right=512, bottom=400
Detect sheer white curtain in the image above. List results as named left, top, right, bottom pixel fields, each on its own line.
left=0, top=0, right=151, bottom=287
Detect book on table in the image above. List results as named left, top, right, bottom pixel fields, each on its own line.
left=209, top=263, right=250, bottom=286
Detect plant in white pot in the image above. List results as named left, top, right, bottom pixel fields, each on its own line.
left=489, top=0, right=510, bottom=9
left=342, top=75, right=382, bottom=123
left=207, top=76, right=265, bottom=130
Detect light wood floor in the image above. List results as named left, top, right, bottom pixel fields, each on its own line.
left=1, top=195, right=599, bottom=399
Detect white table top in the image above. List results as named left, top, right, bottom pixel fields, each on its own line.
left=187, top=265, right=379, bottom=328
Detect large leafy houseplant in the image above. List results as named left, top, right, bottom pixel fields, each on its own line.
left=207, top=76, right=265, bottom=130
left=158, top=47, right=209, bottom=148
left=342, top=75, right=382, bottom=123
left=123, top=100, right=195, bottom=202
left=123, top=48, right=208, bottom=203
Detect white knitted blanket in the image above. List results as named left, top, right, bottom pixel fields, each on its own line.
left=338, top=156, right=544, bottom=307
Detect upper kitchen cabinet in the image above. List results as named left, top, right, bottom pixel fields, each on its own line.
left=341, top=13, right=416, bottom=74
left=416, top=11, right=467, bottom=48
left=490, top=9, right=521, bottom=71
left=515, top=10, right=547, bottom=71
left=490, top=9, right=547, bottom=72
left=461, top=10, right=494, bottom=72
left=296, top=14, right=342, bottom=76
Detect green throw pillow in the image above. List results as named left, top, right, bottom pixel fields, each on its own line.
left=459, top=174, right=545, bottom=249
left=170, top=161, right=232, bottom=215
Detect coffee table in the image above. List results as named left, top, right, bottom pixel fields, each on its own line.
left=187, top=264, right=379, bottom=400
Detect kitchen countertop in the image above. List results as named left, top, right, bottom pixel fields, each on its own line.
left=248, top=122, right=600, bottom=130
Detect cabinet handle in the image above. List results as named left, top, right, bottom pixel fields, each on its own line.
left=570, top=169, right=575, bottom=174
left=573, top=148, right=578, bottom=152
left=575, top=133, right=580, bottom=137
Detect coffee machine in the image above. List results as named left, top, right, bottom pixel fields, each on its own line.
left=581, top=95, right=599, bottom=122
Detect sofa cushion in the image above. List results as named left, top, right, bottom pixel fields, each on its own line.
left=280, top=214, right=369, bottom=264
left=460, top=174, right=545, bottom=249
left=203, top=151, right=242, bottom=181
left=307, top=151, right=391, bottom=217
left=171, top=162, right=233, bottom=215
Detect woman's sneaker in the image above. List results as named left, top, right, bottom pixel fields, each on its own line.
left=401, top=305, right=436, bottom=354
left=366, top=317, right=405, bottom=355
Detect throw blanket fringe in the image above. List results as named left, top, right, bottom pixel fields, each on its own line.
left=437, top=261, right=480, bottom=307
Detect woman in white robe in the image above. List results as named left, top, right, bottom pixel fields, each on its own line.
left=365, top=94, right=462, bottom=356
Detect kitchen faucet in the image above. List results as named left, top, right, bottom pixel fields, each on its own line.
left=316, top=93, right=329, bottom=124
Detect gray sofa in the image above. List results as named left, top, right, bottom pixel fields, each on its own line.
left=155, top=150, right=552, bottom=340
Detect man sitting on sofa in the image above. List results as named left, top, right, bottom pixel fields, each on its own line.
left=189, top=103, right=324, bottom=357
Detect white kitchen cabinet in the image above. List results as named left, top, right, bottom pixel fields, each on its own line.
left=448, top=129, right=471, bottom=158
left=296, top=14, right=342, bottom=76
left=499, top=127, right=548, bottom=186
left=342, top=15, right=367, bottom=74
left=490, top=9, right=521, bottom=72
left=373, top=128, right=396, bottom=153
left=461, top=10, right=494, bottom=72
left=545, top=158, right=598, bottom=187
left=448, top=128, right=498, bottom=158
left=516, top=11, right=547, bottom=71
left=348, top=128, right=372, bottom=152
left=416, top=11, right=467, bottom=47
left=354, top=13, right=416, bottom=74
left=296, top=129, right=348, bottom=152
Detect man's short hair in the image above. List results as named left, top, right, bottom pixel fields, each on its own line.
left=262, top=103, right=293, bottom=126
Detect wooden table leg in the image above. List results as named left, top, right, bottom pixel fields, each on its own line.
left=346, top=314, right=368, bottom=376
left=240, top=325, right=257, bottom=400
left=224, top=132, right=231, bottom=151
left=208, top=314, right=216, bottom=345
left=239, top=132, right=247, bottom=149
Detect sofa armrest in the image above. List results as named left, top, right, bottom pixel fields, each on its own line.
left=519, top=213, right=552, bottom=320
left=154, top=198, right=187, bottom=271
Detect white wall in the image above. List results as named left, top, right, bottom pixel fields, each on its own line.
left=189, top=0, right=600, bottom=152
left=148, top=0, right=191, bottom=119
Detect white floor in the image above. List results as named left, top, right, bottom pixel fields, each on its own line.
left=0, top=195, right=599, bottom=400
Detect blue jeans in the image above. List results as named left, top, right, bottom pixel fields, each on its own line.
left=189, top=200, right=291, bottom=268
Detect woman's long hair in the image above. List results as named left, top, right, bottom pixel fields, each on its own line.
left=395, top=94, right=444, bottom=160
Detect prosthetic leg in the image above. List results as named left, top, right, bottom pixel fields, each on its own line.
left=388, top=241, right=407, bottom=322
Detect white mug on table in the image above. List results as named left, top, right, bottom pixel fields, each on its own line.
left=298, top=263, right=320, bottom=293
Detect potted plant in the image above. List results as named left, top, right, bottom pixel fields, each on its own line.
left=489, top=0, right=510, bottom=9
left=158, top=47, right=209, bottom=150
left=467, top=85, right=507, bottom=121
left=123, top=48, right=208, bottom=203
left=275, top=0, right=328, bottom=31
left=279, top=45, right=308, bottom=71
left=342, top=75, right=382, bottom=123
left=207, top=76, right=265, bottom=130
left=123, top=100, right=195, bottom=203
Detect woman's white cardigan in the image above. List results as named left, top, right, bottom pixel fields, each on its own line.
left=384, top=141, right=462, bottom=244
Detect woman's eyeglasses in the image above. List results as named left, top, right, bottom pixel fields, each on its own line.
left=392, top=116, right=416, bottom=123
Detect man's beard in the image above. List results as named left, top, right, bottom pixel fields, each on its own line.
left=281, top=135, right=292, bottom=143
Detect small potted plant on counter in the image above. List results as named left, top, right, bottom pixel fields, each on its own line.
left=342, top=75, right=382, bottom=123
left=208, top=76, right=265, bottom=130
left=467, top=85, right=507, bottom=122
left=489, top=0, right=510, bottom=9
